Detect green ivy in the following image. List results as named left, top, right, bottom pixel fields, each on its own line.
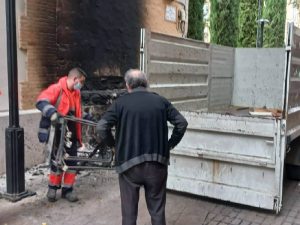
left=210, top=0, right=240, bottom=47
left=238, top=0, right=258, bottom=47
left=187, top=0, right=205, bottom=40
left=263, top=0, right=286, bottom=47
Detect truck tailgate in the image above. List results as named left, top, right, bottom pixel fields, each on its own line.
left=168, top=112, right=285, bottom=212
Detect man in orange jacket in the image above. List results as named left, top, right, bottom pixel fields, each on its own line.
left=36, top=67, right=86, bottom=202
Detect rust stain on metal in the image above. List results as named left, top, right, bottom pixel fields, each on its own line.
left=212, top=161, right=219, bottom=182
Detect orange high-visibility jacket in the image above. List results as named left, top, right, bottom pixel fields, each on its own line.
left=36, top=76, right=82, bottom=144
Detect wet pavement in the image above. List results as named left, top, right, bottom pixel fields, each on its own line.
left=0, top=165, right=300, bottom=225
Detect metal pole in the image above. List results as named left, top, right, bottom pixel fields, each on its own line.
left=3, top=0, right=34, bottom=202
left=260, top=21, right=264, bottom=47
left=256, top=0, right=263, bottom=47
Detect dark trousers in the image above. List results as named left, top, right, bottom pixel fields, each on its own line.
left=119, top=162, right=168, bottom=225
left=49, top=121, right=77, bottom=190
left=51, top=120, right=77, bottom=170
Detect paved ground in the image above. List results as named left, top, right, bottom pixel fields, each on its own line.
left=1, top=165, right=300, bottom=225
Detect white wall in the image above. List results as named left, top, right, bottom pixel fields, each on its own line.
left=0, top=1, right=9, bottom=111
left=286, top=1, right=300, bottom=43
left=0, top=0, right=26, bottom=112
left=16, top=0, right=26, bottom=88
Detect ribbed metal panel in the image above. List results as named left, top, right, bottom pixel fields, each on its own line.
left=208, top=45, right=235, bottom=110
left=145, top=32, right=210, bottom=111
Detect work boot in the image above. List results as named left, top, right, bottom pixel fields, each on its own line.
left=61, top=189, right=79, bottom=202
left=47, top=188, right=57, bottom=202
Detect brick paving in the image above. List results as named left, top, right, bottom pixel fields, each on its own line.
left=177, top=177, right=300, bottom=225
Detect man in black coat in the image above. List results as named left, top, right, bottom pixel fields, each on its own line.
left=97, top=69, right=188, bottom=225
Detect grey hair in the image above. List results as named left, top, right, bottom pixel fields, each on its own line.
left=124, top=69, right=148, bottom=89
left=68, top=67, right=87, bottom=78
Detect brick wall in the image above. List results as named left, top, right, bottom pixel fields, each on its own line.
left=143, top=0, right=188, bottom=37
left=18, top=0, right=189, bottom=110
left=19, top=0, right=57, bottom=109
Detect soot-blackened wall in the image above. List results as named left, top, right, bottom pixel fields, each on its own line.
left=57, top=0, right=143, bottom=77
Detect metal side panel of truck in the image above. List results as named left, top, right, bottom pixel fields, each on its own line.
left=168, top=113, right=285, bottom=212
left=139, top=23, right=300, bottom=212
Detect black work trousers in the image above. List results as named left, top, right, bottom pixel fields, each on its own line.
left=51, top=120, right=77, bottom=172
left=119, top=162, right=168, bottom=225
